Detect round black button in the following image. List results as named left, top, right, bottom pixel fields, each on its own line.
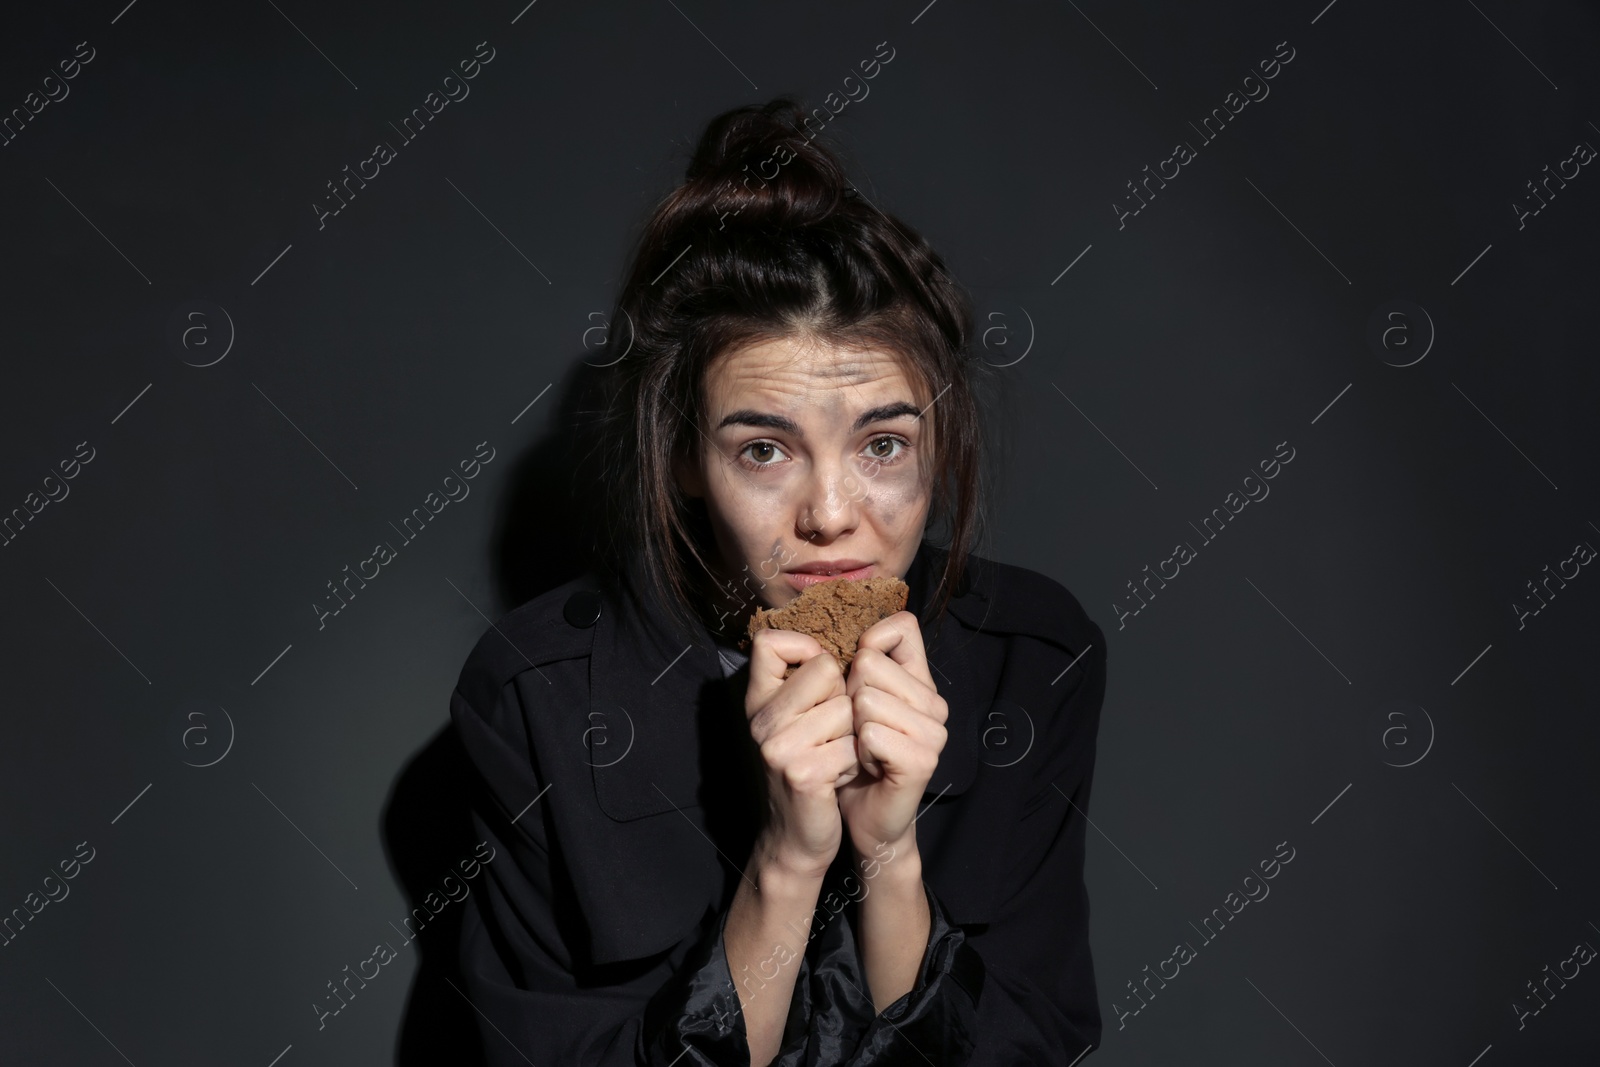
left=563, top=590, right=603, bottom=628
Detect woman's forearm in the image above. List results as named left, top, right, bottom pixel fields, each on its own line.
left=723, top=834, right=829, bottom=1066
left=854, top=842, right=928, bottom=1015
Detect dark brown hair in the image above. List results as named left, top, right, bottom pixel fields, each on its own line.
left=580, top=96, right=995, bottom=648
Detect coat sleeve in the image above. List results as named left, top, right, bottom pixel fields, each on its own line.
left=808, top=620, right=1109, bottom=1065
left=959, top=620, right=1107, bottom=1064
left=451, top=677, right=768, bottom=1066
left=785, top=876, right=985, bottom=1064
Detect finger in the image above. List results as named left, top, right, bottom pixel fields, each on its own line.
left=847, top=667, right=933, bottom=780
left=747, top=632, right=843, bottom=734
left=846, top=647, right=943, bottom=722
left=856, top=714, right=941, bottom=786
left=771, top=730, right=860, bottom=793
left=852, top=686, right=948, bottom=765
left=821, top=735, right=863, bottom=788
left=756, top=692, right=855, bottom=781
left=855, top=725, right=881, bottom=781
left=780, top=693, right=855, bottom=749
left=748, top=627, right=828, bottom=695
left=854, top=611, right=935, bottom=690
left=835, top=764, right=863, bottom=789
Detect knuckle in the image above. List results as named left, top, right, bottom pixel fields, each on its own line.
left=748, top=706, right=771, bottom=736
left=786, top=765, right=823, bottom=794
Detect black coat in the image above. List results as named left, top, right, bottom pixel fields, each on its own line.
left=449, top=540, right=1108, bottom=1065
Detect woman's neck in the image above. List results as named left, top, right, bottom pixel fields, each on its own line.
left=697, top=557, right=764, bottom=646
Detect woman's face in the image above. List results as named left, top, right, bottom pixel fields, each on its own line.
left=675, top=335, right=935, bottom=619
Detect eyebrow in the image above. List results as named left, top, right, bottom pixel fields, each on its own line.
left=715, top=400, right=924, bottom=437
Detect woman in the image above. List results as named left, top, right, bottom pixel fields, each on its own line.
left=450, top=97, right=1108, bottom=1066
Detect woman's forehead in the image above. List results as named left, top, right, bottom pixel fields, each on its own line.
left=708, top=338, right=916, bottom=400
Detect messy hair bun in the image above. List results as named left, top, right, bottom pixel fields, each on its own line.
left=679, top=97, right=851, bottom=229
left=580, top=96, right=992, bottom=646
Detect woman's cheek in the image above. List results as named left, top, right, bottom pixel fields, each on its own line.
left=860, top=463, right=926, bottom=527
left=721, top=481, right=807, bottom=574
left=718, top=475, right=786, bottom=532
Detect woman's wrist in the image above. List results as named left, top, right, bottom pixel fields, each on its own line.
left=851, top=837, right=931, bottom=1014
left=751, top=827, right=836, bottom=886
left=855, top=840, right=922, bottom=899
left=849, top=831, right=920, bottom=881
left=726, top=834, right=832, bottom=1066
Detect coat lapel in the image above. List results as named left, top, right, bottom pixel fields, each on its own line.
left=569, top=577, right=736, bottom=965
left=587, top=580, right=724, bottom=822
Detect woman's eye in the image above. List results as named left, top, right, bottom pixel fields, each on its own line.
left=865, top=436, right=908, bottom=463
left=737, top=436, right=907, bottom=470
left=740, top=441, right=787, bottom=467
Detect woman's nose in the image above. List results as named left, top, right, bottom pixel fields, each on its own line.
left=796, top=465, right=862, bottom=542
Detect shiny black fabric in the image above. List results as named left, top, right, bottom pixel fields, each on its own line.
left=449, top=541, right=1106, bottom=1065
left=641, top=862, right=985, bottom=1065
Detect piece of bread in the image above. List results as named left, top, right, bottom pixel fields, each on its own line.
left=740, top=575, right=909, bottom=679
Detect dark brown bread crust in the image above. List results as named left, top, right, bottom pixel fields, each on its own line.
left=740, top=575, right=910, bottom=679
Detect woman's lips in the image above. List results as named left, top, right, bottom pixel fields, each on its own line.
left=786, top=563, right=873, bottom=590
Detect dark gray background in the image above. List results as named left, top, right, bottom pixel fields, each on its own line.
left=2, top=0, right=1596, bottom=1063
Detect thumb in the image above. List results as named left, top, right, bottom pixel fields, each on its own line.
left=856, top=725, right=883, bottom=780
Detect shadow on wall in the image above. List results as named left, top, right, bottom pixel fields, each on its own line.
left=487, top=353, right=618, bottom=613
left=382, top=726, right=492, bottom=1066
left=380, top=354, right=617, bottom=1064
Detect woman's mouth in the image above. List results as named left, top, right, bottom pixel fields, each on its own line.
left=785, top=563, right=873, bottom=590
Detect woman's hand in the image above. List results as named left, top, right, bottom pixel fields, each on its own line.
left=837, top=611, right=948, bottom=855
left=745, top=628, right=864, bottom=878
